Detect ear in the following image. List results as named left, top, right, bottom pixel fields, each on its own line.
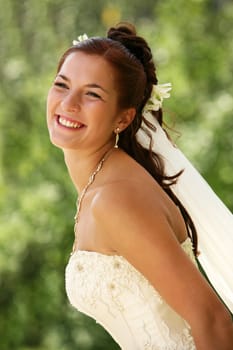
left=115, top=108, right=136, bottom=131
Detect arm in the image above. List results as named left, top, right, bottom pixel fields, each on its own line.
left=93, top=182, right=233, bottom=350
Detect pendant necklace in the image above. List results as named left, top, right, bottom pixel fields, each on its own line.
left=71, top=147, right=115, bottom=255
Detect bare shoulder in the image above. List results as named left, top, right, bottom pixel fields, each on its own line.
left=92, top=169, right=187, bottom=244
left=92, top=149, right=173, bottom=225
left=92, top=176, right=178, bottom=254
left=92, top=177, right=169, bottom=225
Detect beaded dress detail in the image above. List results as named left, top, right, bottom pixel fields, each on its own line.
left=65, top=237, right=197, bottom=349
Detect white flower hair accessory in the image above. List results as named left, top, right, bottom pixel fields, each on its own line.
left=72, top=34, right=88, bottom=46
left=143, top=83, right=172, bottom=116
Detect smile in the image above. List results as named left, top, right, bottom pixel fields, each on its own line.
left=57, top=115, right=84, bottom=129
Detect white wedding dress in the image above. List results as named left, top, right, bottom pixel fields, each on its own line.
left=65, top=237, right=197, bottom=349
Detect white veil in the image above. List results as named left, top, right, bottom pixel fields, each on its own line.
left=137, top=116, right=233, bottom=313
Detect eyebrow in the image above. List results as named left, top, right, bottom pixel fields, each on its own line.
left=57, top=74, right=109, bottom=94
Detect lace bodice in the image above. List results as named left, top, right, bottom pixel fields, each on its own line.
left=65, top=238, right=197, bottom=349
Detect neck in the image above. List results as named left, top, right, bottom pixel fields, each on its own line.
left=63, top=146, right=114, bottom=194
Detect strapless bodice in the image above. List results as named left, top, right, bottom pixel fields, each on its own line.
left=65, top=238, right=197, bottom=349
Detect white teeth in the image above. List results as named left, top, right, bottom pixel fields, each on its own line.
left=59, top=116, right=82, bottom=129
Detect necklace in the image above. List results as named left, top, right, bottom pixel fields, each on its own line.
left=71, top=148, right=115, bottom=254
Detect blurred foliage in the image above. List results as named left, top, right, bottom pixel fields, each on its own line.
left=0, top=0, right=232, bottom=349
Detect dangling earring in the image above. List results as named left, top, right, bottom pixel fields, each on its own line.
left=114, top=128, right=120, bottom=148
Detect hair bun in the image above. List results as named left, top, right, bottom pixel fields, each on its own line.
left=107, top=22, right=152, bottom=66
left=108, top=22, right=137, bottom=37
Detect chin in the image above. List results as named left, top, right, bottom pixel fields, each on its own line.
left=49, top=137, right=79, bottom=151
left=48, top=128, right=78, bottom=150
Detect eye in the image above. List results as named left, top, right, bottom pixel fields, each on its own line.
left=86, top=91, right=101, bottom=99
left=54, top=81, right=69, bottom=89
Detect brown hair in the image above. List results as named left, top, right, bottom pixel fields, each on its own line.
left=57, top=23, right=198, bottom=255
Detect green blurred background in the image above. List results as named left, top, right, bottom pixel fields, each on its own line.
left=0, top=0, right=232, bottom=349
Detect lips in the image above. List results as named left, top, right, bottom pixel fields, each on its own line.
left=56, top=115, right=84, bottom=129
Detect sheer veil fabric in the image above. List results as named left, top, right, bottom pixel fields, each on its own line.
left=137, top=116, right=233, bottom=312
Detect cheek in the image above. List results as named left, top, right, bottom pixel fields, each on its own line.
left=46, top=101, right=51, bottom=124
left=46, top=90, right=55, bottom=118
left=46, top=102, right=55, bottom=131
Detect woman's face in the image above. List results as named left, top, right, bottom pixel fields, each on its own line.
left=47, top=51, right=126, bottom=151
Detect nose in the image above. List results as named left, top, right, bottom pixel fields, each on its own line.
left=61, top=92, right=80, bottom=112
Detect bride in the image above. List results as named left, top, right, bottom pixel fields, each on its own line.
left=46, top=22, right=233, bottom=349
